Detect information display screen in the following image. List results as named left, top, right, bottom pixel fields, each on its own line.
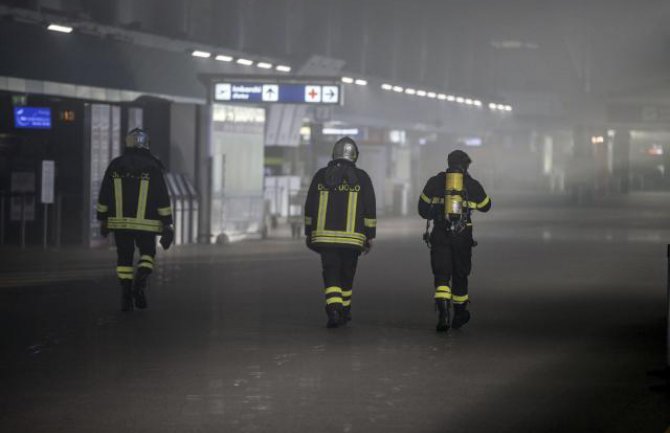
left=214, top=82, right=341, bottom=105
left=14, top=107, right=52, bottom=129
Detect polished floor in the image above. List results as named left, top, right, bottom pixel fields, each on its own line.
left=1, top=192, right=669, bottom=433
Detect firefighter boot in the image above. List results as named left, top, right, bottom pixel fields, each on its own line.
left=121, top=280, right=134, bottom=312
left=435, top=300, right=450, bottom=332
left=452, top=303, right=471, bottom=329
left=325, top=305, right=344, bottom=328
left=342, top=306, right=352, bottom=323
left=133, top=268, right=150, bottom=309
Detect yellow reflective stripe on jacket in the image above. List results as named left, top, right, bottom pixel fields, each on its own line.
left=476, top=196, right=490, bottom=209
left=341, top=290, right=352, bottom=297
left=304, top=216, right=313, bottom=226
left=364, top=218, right=376, bottom=228
left=136, top=178, right=149, bottom=220
left=316, top=191, right=329, bottom=231
left=432, top=197, right=445, bottom=204
left=113, top=177, right=123, bottom=218
left=326, top=297, right=343, bottom=305
left=157, top=206, right=172, bottom=216
left=96, top=203, right=108, bottom=213
left=466, top=197, right=490, bottom=209
left=107, top=217, right=163, bottom=233
left=311, top=236, right=365, bottom=247
left=312, top=230, right=366, bottom=241
left=346, top=191, right=358, bottom=233
left=420, top=193, right=431, bottom=204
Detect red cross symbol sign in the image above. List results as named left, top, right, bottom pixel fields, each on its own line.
left=305, top=86, right=322, bottom=103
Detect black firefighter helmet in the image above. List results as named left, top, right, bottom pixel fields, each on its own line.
left=447, top=149, right=471, bottom=172
left=125, top=128, right=150, bottom=151
left=332, top=136, right=359, bottom=164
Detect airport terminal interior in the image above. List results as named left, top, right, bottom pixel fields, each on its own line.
left=0, top=1, right=669, bottom=432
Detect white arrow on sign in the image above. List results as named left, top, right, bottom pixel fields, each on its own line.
left=305, top=86, right=322, bottom=103
left=262, top=85, right=279, bottom=102
left=215, top=83, right=232, bottom=101
left=322, top=86, right=339, bottom=104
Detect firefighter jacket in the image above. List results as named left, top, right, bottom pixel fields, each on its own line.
left=418, top=172, right=491, bottom=226
left=96, top=148, right=173, bottom=233
left=304, top=161, right=376, bottom=250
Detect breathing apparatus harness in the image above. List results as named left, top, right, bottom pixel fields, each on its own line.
left=423, top=168, right=470, bottom=249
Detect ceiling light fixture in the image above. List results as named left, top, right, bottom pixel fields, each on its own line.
left=191, top=50, right=211, bottom=58
left=47, top=23, right=73, bottom=33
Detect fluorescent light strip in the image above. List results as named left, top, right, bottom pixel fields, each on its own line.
left=257, top=62, right=273, bottom=69
left=375, top=81, right=488, bottom=110
left=215, top=55, right=233, bottom=62
left=354, top=79, right=367, bottom=86
left=47, top=23, right=73, bottom=33
left=236, top=58, right=253, bottom=66
left=489, top=103, right=498, bottom=110
left=341, top=77, right=355, bottom=84
left=192, top=50, right=211, bottom=58
left=276, top=65, right=292, bottom=72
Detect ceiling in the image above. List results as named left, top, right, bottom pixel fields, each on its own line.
left=2, top=0, right=669, bottom=101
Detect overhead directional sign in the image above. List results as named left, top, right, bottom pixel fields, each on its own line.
left=214, top=82, right=342, bottom=105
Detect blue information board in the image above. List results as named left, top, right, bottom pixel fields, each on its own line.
left=214, top=82, right=341, bottom=105
left=14, top=107, right=52, bottom=129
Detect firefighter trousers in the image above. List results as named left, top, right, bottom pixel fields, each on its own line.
left=430, top=227, right=473, bottom=305
left=114, top=230, right=157, bottom=287
left=320, top=248, right=360, bottom=308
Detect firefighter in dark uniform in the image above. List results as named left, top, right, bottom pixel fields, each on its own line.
left=96, top=128, right=174, bottom=311
left=418, top=150, right=491, bottom=332
left=304, top=137, right=376, bottom=328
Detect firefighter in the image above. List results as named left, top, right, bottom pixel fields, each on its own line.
left=96, top=128, right=174, bottom=311
left=418, top=150, right=491, bottom=332
left=304, top=137, right=376, bottom=328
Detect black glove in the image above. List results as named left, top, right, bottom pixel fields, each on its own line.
left=100, top=221, right=109, bottom=238
left=363, top=239, right=373, bottom=255
left=305, top=236, right=318, bottom=253
left=160, top=226, right=174, bottom=250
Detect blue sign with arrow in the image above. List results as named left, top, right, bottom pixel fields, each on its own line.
left=214, top=82, right=341, bottom=105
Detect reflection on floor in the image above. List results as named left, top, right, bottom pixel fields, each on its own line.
left=1, top=192, right=668, bottom=433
